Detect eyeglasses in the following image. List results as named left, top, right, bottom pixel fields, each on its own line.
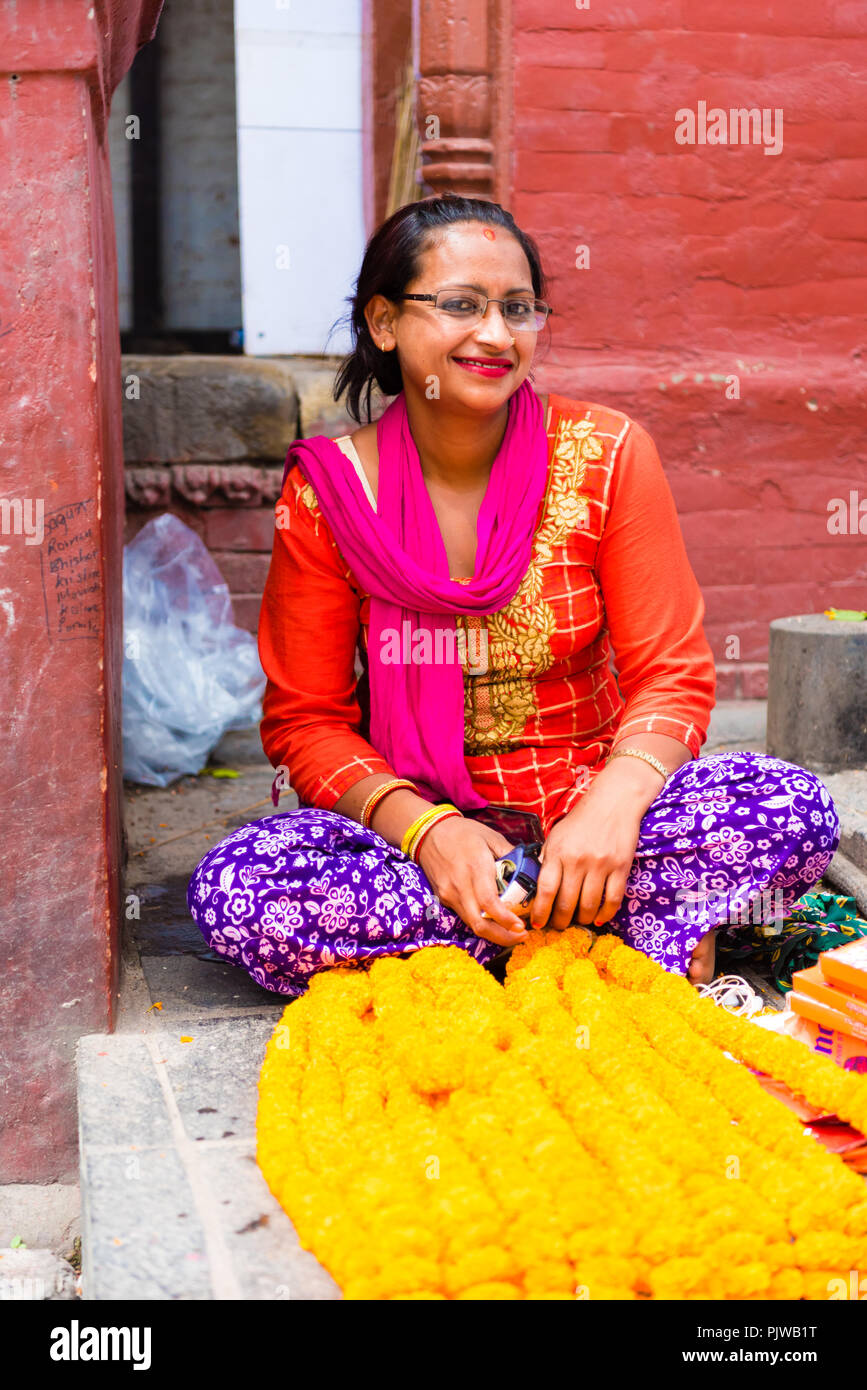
left=397, top=290, right=552, bottom=332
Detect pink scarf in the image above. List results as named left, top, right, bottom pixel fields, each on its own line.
left=283, top=380, right=549, bottom=809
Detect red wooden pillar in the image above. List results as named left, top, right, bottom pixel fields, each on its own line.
left=0, top=0, right=163, bottom=1182
left=416, top=0, right=511, bottom=202
left=362, top=0, right=413, bottom=230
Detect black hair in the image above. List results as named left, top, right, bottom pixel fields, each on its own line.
left=332, top=193, right=549, bottom=424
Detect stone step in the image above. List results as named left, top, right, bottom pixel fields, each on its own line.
left=76, top=1018, right=339, bottom=1301
left=820, top=770, right=867, bottom=876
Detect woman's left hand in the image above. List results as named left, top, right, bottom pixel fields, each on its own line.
left=530, top=790, right=644, bottom=931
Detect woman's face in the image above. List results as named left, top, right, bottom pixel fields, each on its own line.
left=367, top=222, right=540, bottom=414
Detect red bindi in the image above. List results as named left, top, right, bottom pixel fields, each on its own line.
left=483, top=228, right=496, bottom=240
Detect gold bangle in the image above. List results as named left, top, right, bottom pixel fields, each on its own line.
left=402, top=805, right=452, bottom=857
left=606, top=748, right=669, bottom=783
left=408, top=808, right=462, bottom=863
left=360, top=778, right=419, bottom=829
left=401, top=803, right=461, bottom=858
left=405, top=806, right=461, bottom=856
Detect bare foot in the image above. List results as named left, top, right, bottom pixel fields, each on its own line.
left=687, top=929, right=718, bottom=986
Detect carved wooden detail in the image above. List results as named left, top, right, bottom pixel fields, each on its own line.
left=415, top=0, right=509, bottom=201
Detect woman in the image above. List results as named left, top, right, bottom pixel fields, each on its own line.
left=188, top=194, right=839, bottom=999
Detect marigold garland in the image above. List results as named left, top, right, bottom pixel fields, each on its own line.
left=257, top=928, right=867, bottom=1299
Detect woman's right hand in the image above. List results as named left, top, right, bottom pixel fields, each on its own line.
left=416, top=816, right=529, bottom=948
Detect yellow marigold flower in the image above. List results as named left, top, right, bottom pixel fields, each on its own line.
left=577, top=1256, right=639, bottom=1293
left=390, top=1291, right=447, bottom=1299
left=802, top=1270, right=848, bottom=1301
left=844, top=1202, right=867, bottom=1237
left=376, top=1257, right=443, bottom=1299
left=444, top=1246, right=520, bottom=1296
left=586, top=933, right=619, bottom=970
left=792, top=1233, right=867, bottom=1270
left=257, top=935, right=867, bottom=1300
left=647, top=1257, right=709, bottom=1299
left=715, top=1262, right=773, bottom=1300
left=766, top=1270, right=804, bottom=1300
left=455, top=1282, right=522, bottom=1299
left=522, top=1261, right=575, bottom=1297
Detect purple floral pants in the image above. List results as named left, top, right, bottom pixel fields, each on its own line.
left=187, top=751, right=840, bottom=998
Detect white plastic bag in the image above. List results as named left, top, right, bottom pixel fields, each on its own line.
left=122, top=513, right=266, bottom=786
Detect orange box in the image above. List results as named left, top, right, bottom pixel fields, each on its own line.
left=790, top=990, right=867, bottom=1043
left=791, top=963, right=867, bottom=1026
left=819, top=939, right=867, bottom=1001
left=791, top=1012, right=867, bottom=1074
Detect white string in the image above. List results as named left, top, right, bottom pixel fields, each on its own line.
left=697, top=973, right=765, bottom=1018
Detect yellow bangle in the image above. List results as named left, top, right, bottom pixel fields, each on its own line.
left=401, top=804, right=461, bottom=858
left=407, top=808, right=462, bottom=863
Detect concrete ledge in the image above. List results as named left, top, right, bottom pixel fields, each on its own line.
left=276, top=355, right=389, bottom=438
left=122, top=355, right=299, bottom=464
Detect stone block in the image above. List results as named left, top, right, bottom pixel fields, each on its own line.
left=125, top=504, right=208, bottom=546
left=282, top=356, right=389, bottom=438
left=122, top=355, right=299, bottom=463
left=825, top=849, right=867, bottom=918
left=767, top=614, right=867, bottom=772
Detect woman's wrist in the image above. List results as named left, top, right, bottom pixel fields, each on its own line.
left=586, top=735, right=692, bottom=819
left=582, top=754, right=665, bottom=820
left=403, top=805, right=463, bottom=860
left=369, top=788, right=437, bottom=846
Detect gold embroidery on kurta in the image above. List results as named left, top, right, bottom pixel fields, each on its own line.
left=298, top=481, right=321, bottom=519
left=462, top=412, right=603, bottom=753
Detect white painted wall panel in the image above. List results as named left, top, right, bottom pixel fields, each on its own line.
left=234, top=0, right=364, bottom=354
left=235, top=0, right=360, bottom=35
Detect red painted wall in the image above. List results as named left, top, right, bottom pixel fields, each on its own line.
left=509, top=1, right=867, bottom=696
left=0, top=0, right=163, bottom=1182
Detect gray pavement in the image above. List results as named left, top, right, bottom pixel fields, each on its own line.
left=78, top=1021, right=338, bottom=1300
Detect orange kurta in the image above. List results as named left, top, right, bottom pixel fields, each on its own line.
left=258, top=394, right=716, bottom=834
